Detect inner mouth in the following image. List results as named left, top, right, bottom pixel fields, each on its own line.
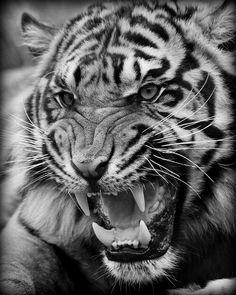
left=74, top=181, right=177, bottom=262
left=71, top=181, right=177, bottom=262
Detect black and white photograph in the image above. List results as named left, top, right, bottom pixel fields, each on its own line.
left=0, top=0, right=236, bottom=294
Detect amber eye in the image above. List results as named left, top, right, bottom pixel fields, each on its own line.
left=54, top=92, right=75, bottom=108
left=139, top=84, right=164, bottom=102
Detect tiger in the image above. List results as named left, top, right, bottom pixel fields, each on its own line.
left=1, top=0, right=236, bottom=294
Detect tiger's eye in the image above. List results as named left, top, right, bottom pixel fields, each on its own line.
left=54, top=92, right=75, bottom=108
left=139, top=84, right=160, bottom=101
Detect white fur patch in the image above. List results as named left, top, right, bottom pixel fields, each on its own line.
left=166, top=278, right=236, bottom=295
left=103, top=247, right=179, bottom=284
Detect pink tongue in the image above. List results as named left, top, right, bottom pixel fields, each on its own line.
left=101, top=191, right=145, bottom=228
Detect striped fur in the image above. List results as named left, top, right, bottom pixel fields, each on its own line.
left=1, top=1, right=236, bottom=294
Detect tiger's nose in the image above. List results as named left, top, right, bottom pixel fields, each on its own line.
left=71, top=156, right=109, bottom=180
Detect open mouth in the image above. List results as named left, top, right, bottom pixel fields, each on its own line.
left=73, top=182, right=177, bottom=263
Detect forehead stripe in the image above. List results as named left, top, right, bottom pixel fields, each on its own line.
left=73, top=66, right=81, bottom=87
left=124, top=31, right=158, bottom=49
left=130, top=15, right=169, bottom=42
left=144, top=58, right=170, bottom=80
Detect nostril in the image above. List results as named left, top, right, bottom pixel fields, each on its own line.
left=71, top=156, right=109, bottom=181
left=94, top=160, right=109, bottom=177
left=91, top=156, right=109, bottom=179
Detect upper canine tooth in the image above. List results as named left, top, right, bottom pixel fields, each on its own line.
left=92, top=222, right=114, bottom=247
left=74, top=192, right=90, bottom=216
left=138, top=220, right=151, bottom=247
left=131, top=185, right=145, bottom=212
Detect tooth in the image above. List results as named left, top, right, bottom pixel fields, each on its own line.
left=149, top=200, right=160, bottom=213
left=131, top=186, right=145, bottom=212
left=92, top=222, right=114, bottom=247
left=127, top=240, right=132, bottom=245
left=139, top=220, right=151, bottom=247
left=159, top=186, right=165, bottom=196
left=74, top=192, right=90, bottom=216
left=112, top=241, right=118, bottom=250
left=133, top=240, right=139, bottom=248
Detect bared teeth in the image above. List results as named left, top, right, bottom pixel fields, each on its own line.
left=131, top=185, right=145, bottom=212
left=74, top=192, right=90, bottom=216
left=92, top=222, right=115, bottom=247
left=138, top=220, right=151, bottom=247
left=92, top=220, right=151, bottom=249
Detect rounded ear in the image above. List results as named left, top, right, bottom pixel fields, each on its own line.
left=196, top=1, right=236, bottom=48
left=21, top=12, right=57, bottom=57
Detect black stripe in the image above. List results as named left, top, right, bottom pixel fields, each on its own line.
left=124, top=31, right=158, bottom=48
left=133, top=61, right=141, bottom=81
left=101, top=28, right=114, bottom=53
left=192, top=162, right=225, bottom=210
left=130, top=15, right=169, bottom=42
left=34, top=88, right=43, bottom=127
left=112, top=54, right=125, bottom=85
left=47, top=130, right=63, bottom=158
left=178, top=119, right=224, bottom=140
left=144, top=58, right=170, bottom=79
left=121, top=124, right=151, bottom=156
left=73, top=66, right=81, bottom=87
left=218, top=37, right=236, bottom=52
left=200, top=143, right=220, bottom=166
left=111, top=25, right=121, bottom=46
left=118, top=145, right=148, bottom=171
left=82, top=17, right=103, bottom=31
left=197, top=72, right=216, bottom=118
left=162, top=88, right=184, bottom=107
left=66, top=30, right=106, bottom=62
left=54, top=75, right=67, bottom=89
left=102, top=72, right=110, bottom=84
left=134, top=49, right=156, bottom=60
left=42, top=143, right=73, bottom=181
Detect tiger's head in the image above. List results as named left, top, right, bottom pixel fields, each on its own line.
left=21, top=0, right=235, bottom=285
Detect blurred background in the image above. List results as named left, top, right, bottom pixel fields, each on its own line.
left=0, top=0, right=94, bottom=70
left=0, top=0, right=96, bottom=104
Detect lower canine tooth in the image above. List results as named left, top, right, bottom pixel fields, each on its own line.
left=133, top=240, right=139, bottom=248
left=138, top=220, right=151, bottom=247
left=112, top=241, right=118, bottom=249
left=92, top=222, right=114, bottom=247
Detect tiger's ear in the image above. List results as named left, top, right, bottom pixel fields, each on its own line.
left=198, top=1, right=236, bottom=47
left=21, top=13, right=57, bottom=57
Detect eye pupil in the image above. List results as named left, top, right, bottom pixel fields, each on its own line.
left=140, top=84, right=160, bottom=101
left=62, top=93, right=74, bottom=106
left=55, top=92, right=75, bottom=108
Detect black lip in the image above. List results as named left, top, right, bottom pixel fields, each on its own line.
left=105, top=241, right=169, bottom=263
left=105, top=235, right=170, bottom=263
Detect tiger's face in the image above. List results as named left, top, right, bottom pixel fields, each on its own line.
left=22, top=1, right=235, bottom=284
